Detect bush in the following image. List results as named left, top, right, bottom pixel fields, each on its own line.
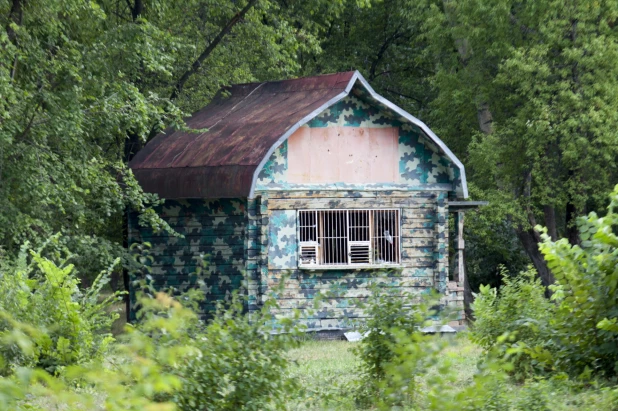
left=539, top=185, right=618, bottom=378
left=352, top=283, right=448, bottom=408
left=471, top=267, right=554, bottom=378
left=0, top=290, right=196, bottom=411
left=472, top=185, right=618, bottom=379
left=169, top=297, right=300, bottom=411
left=349, top=275, right=618, bottom=411
left=0, top=238, right=122, bottom=374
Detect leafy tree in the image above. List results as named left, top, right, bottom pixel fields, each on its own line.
left=301, top=0, right=434, bottom=121
left=0, top=0, right=353, bottom=285
left=418, top=0, right=618, bottom=287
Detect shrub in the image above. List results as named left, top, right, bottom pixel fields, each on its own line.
left=1, top=285, right=302, bottom=410
left=472, top=185, right=618, bottom=379
left=471, top=267, right=554, bottom=378
left=0, top=290, right=196, bottom=411
left=0, top=238, right=122, bottom=374
left=349, top=278, right=618, bottom=411
left=169, top=297, right=300, bottom=411
left=538, top=185, right=618, bottom=378
left=352, top=283, right=448, bottom=408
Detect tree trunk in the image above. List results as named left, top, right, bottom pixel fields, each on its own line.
left=516, top=226, right=554, bottom=291
left=477, top=102, right=493, bottom=135
left=129, top=0, right=143, bottom=21
left=565, top=200, right=580, bottom=246
left=463, top=268, right=474, bottom=320
left=564, top=168, right=580, bottom=246
left=6, top=0, right=25, bottom=80
left=124, top=131, right=142, bottom=163
left=543, top=205, right=558, bottom=241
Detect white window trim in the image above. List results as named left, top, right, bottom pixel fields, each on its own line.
left=297, top=208, right=402, bottom=270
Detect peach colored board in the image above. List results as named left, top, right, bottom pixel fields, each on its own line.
left=367, top=127, right=398, bottom=182
left=287, top=127, right=312, bottom=182
left=288, top=126, right=398, bottom=184
left=310, top=127, right=339, bottom=183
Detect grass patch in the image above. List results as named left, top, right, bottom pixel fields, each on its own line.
left=284, top=334, right=617, bottom=410
left=286, top=339, right=360, bottom=410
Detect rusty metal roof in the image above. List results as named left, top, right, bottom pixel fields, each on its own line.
left=130, top=72, right=356, bottom=198
left=130, top=71, right=469, bottom=199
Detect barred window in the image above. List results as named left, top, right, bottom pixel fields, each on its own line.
left=298, top=209, right=401, bottom=267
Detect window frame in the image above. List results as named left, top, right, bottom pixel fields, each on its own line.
left=297, top=208, right=402, bottom=269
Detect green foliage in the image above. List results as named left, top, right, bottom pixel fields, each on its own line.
left=470, top=267, right=554, bottom=378
left=472, top=186, right=618, bottom=379
left=351, top=284, right=446, bottom=408
left=169, top=297, right=300, bottom=411
left=0, top=237, right=122, bottom=375
left=353, top=286, right=432, bottom=380
left=538, top=185, right=618, bottom=378
left=0, top=0, right=358, bottom=285
left=0, top=289, right=197, bottom=411
left=301, top=0, right=431, bottom=119
left=348, top=277, right=618, bottom=410
left=0, top=278, right=301, bottom=410
left=463, top=184, right=530, bottom=292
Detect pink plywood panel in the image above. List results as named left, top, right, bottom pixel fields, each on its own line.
left=340, top=127, right=371, bottom=183
left=288, top=127, right=312, bottom=182
left=287, top=126, right=399, bottom=184
left=367, top=127, right=398, bottom=182
left=309, top=127, right=339, bottom=183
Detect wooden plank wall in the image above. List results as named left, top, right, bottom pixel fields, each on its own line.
left=256, top=190, right=448, bottom=330
left=127, top=198, right=248, bottom=319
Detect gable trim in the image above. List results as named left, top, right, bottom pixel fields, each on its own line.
left=248, top=71, right=468, bottom=199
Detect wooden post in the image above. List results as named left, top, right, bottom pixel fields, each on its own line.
left=457, top=211, right=465, bottom=284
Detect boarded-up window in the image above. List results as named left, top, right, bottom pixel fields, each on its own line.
left=298, top=209, right=400, bottom=267
left=288, top=127, right=399, bottom=183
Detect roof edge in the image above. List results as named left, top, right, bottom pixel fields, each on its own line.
left=248, top=71, right=469, bottom=199
left=353, top=74, right=469, bottom=199
left=247, top=72, right=357, bottom=198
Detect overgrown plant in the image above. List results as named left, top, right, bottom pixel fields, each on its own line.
left=0, top=275, right=302, bottom=410
left=0, top=290, right=198, bottom=411
left=472, top=186, right=618, bottom=379
left=0, top=237, right=123, bottom=375
left=352, top=282, right=446, bottom=407
left=538, top=185, right=618, bottom=378
left=471, top=267, right=554, bottom=378
left=168, top=297, right=301, bottom=411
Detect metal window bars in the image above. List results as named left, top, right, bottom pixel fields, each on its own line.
left=298, top=209, right=400, bottom=267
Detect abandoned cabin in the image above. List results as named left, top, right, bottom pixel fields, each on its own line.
left=128, top=71, right=478, bottom=330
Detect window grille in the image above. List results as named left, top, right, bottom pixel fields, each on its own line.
left=298, top=209, right=400, bottom=267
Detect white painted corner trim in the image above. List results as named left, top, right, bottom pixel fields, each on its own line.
left=248, top=71, right=469, bottom=199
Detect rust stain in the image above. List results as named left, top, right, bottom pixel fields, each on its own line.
left=130, top=71, right=356, bottom=199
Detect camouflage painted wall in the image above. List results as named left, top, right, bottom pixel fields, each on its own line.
left=253, top=190, right=452, bottom=330
left=127, top=198, right=248, bottom=319
left=128, top=85, right=462, bottom=328
left=256, top=87, right=463, bottom=197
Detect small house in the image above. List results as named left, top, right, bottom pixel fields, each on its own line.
left=128, top=71, right=478, bottom=330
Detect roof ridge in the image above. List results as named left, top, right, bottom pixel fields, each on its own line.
left=225, top=71, right=357, bottom=88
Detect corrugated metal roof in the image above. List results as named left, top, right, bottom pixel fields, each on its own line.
left=130, top=72, right=356, bottom=198
left=130, top=70, right=469, bottom=199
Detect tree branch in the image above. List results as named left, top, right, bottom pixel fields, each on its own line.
left=6, top=0, right=25, bottom=81
left=383, top=88, right=424, bottom=105
left=368, top=28, right=405, bottom=81
left=170, top=0, right=259, bottom=101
